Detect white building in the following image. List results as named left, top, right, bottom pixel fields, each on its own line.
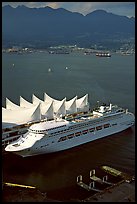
left=2, top=93, right=90, bottom=129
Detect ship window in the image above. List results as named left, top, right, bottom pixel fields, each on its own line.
left=112, top=123, right=117, bottom=126
left=82, top=129, right=88, bottom=134
left=104, top=124, right=110, bottom=128
left=13, top=143, right=20, bottom=147
left=89, top=128, right=95, bottom=132
left=68, top=134, right=74, bottom=139
left=75, top=132, right=81, bottom=137
left=96, top=126, right=102, bottom=131
left=58, top=136, right=67, bottom=142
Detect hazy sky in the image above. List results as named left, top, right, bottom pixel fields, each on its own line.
left=2, top=2, right=135, bottom=17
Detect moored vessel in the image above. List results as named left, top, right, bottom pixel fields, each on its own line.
left=96, top=52, right=111, bottom=57
left=5, top=103, right=135, bottom=157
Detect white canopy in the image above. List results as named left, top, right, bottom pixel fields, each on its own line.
left=32, top=94, right=44, bottom=104
left=76, top=94, right=89, bottom=112
left=44, top=93, right=65, bottom=103
left=44, top=93, right=54, bottom=103
left=20, top=96, right=34, bottom=108
left=2, top=103, right=41, bottom=126
left=44, top=93, right=66, bottom=117
left=53, top=98, right=66, bottom=117
left=6, top=98, right=20, bottom=110
left=32, top=94, right=54, bottom=119
left=2, top=93, right=90, bottom=129
left=41, top=101, right=54, bottom=120
left=66, top=96, right=77, bottom=114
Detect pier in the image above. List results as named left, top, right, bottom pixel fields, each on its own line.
left=101, top=165, right=135, bottom=183
left=77, top=175, right=102, bottom=192
left=89, top=169, right=113, bottom=185
left=76, top=166, right=135, bottom=202
left=77, top=168, right=115, bottom=193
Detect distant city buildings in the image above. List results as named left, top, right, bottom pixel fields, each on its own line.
left=2, top=41, right=135, bottom=55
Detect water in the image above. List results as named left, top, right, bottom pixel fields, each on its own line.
left=2, top=51, right=135, bottom=201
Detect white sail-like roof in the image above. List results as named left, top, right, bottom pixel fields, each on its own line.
left=32, top=94, right=54, bottom=120
left=32, top=94, right=54, bottom=119
left=53, top=98, right=66, bottom=117
left=41, top=101, right=54, bottom=120
left=76, top=94, right=89, bottom=112
left=44, top=93, right=54, bottom=103
left=32, top=94, right=44, bottom=104
left=66, top=96, right=77, bottom=114
left=2, top=93, right=90, bottom=128
left=44, top=93, right=66, bottom=116
left=20, top=96, right=34, bottom=108
left=44, top=93, right=65, bottom=103
left=6, top=98, right=20, bottom=110
left=2, top=103, right=41, bottom=126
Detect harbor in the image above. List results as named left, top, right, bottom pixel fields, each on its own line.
left=2, top=166, right=135, bottom=202
left=2, top=45, right=135, bottom=202
left=2, top=3, right=135, bottom=202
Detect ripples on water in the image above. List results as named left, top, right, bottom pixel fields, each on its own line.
left=2, top=52, right=135, bottom=201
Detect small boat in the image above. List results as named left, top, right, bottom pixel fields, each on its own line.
left=48, top=68, right=52, bottom=72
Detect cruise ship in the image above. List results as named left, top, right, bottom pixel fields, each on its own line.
left=5, top=103, right=135, bottom=157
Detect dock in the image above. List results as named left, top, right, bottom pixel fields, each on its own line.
left=83, top=180, right=135, bottom=202
left=101, top=165, right=135, bottom=183
left=76, top=165, right=135, bottom=202
left=90, top=170, right=113, bottom=185
left=77, top=175, right=102, bottom=192
left=77, top=168, right=114, bottom=192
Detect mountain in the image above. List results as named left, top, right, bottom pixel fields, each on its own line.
left=2, top=6, right=135, bottom=48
